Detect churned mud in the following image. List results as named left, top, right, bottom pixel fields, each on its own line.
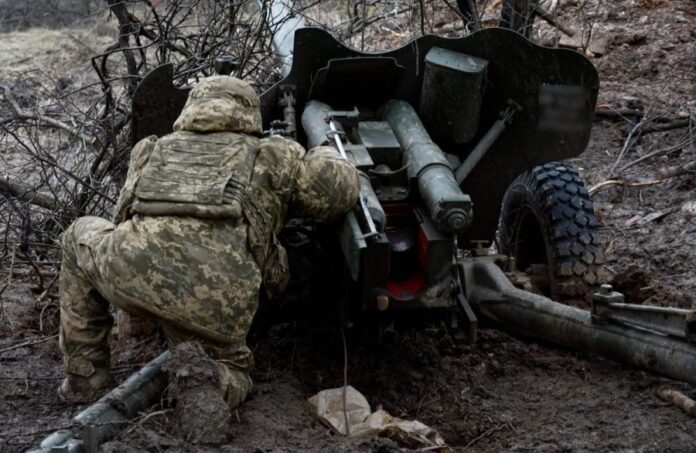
left=1, top=0, right=695, bottom=451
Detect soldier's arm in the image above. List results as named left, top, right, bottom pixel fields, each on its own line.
left=290, top=146, right=360, bottom=220
left=111, top=135, right=157, bottom=224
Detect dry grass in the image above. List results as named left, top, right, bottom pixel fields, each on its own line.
left=0, top=24, right=113, bottom=81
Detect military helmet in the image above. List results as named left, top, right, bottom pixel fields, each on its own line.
left=173, top=76, right=263, bottom=135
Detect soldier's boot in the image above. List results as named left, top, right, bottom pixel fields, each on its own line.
left=163, top=341, right=233, bottom=444
left=58, top=367, right=114, bottom=404
left=160, top=324, right=254, bottom=410
left=218, top=361, right=253, bottom=409
left=59, top=218, right=117, bottom=405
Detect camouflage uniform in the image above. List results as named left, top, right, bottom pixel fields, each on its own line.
left=59, top=76, right=360, bottom=407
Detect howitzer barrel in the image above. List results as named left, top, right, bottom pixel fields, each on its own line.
left=464, top=260, right=696, bottom=385
left=383, top=100, right=471, bottom=234
left=301, top=100, right=332, bottom=149
left=302, top=100, right=386, bottom=232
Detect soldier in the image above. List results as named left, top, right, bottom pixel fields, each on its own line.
left=58, top=76, right=360, bottom=407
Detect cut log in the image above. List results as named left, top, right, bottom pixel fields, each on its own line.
left=656, top=387, right=696, bottom=417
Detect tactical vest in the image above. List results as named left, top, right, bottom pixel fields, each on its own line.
left=133, top=131, right=258, bottom=218
left=132, top=131, right=289, bottom=296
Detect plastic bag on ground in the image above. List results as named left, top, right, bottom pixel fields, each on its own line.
left=307, top=385, right=371, bottom=435
left=308, top=386, right=451, bottom=452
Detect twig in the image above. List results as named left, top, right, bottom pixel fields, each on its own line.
left=0, top=84, right=99, bottom=147
left=610, top=119, right=647, bottom=176
left=124, top=409, right=172, bottom=434
left=37, top=274, right=60, bottom=304
left=463, top=422, right=510, bottom=451
left=0, top=243, right=18, bottom=298
left=418, top=0, right=426, bottom=36
left=361, top=0, right=367, bottom=51
left=618, top=135, right=693, bottom=173
left=38, top=298, right=57, bottom=334
left=3, top=127, right=117, bottom=205
left=19, top=249, right=45, bottom=291
left=105, top=0, right=140, bottom=93
left=348, top=6, right=412, bottom=37
left=609, top=74, right=675, bottom=176
left=588, top=179, right=665, bottom=195
left=0, top=334, right=58, bottom=355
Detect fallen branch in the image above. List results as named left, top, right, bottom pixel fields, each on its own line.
left=608, top=75, right=676, bottom=176
left=595, top=108, right=644, bottom=120
left=0, top=176, right=60, bottom=211
left=594, top=108, right=687, bottom=125
left=591, top=158, right=696, bottom=194
left=639, top=118, right=691, bottom=134
left=588, top=179, right=664, bottom=195
left=609, top=117, right=649, bottom=176
left=0, top=334, right=58, bottom=355
left=656, top=387, right=696, bottom=417
left=618, top=135, right=693, bottom=173
left=535, top=5, right=575, bottom=37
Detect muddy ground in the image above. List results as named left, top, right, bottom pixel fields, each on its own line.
left=1, top=0, right=695, bottom=452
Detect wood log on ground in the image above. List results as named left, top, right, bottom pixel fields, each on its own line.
left=0, top=175, right=59, bottom=210
left=639, top=118, right=691, bottom=134
left=656, top=387, right=696, bottom=417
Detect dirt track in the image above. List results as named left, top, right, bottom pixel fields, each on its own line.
left=1, top=1, right=695, bottom=452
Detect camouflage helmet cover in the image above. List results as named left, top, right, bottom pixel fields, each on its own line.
left=173, top=76, right=263, bottom=135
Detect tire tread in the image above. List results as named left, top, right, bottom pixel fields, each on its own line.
left=499, top=161, right=608, bottom=300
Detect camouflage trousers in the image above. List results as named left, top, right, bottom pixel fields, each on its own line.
left=59, top=216, right=254, bottom=409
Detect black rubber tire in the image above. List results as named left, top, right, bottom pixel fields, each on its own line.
left=498, top=162, right=607, bottom=301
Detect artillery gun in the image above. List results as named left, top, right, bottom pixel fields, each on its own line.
left=32, top=1, right=696, bottom=451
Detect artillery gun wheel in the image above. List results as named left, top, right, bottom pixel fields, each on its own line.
left=498, top=162, right=607, bottom=301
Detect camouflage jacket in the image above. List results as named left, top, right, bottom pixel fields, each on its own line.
left=108, top=76, right=359, bottom=342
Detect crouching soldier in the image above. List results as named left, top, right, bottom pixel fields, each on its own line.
left=58, top=76, right=359, bottom=407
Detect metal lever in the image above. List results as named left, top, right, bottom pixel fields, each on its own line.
left=452, top=263, right=478, bottom=343
left=592, top=284, right=696, bottom=342
left=455, top=99, right=522, bottom=185
left=328, top=118, right=380, bottom=239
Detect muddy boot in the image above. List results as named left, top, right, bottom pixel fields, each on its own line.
left=163, top=341, right=231, bottom=445
left=58, top=368, right=114, bottom=404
